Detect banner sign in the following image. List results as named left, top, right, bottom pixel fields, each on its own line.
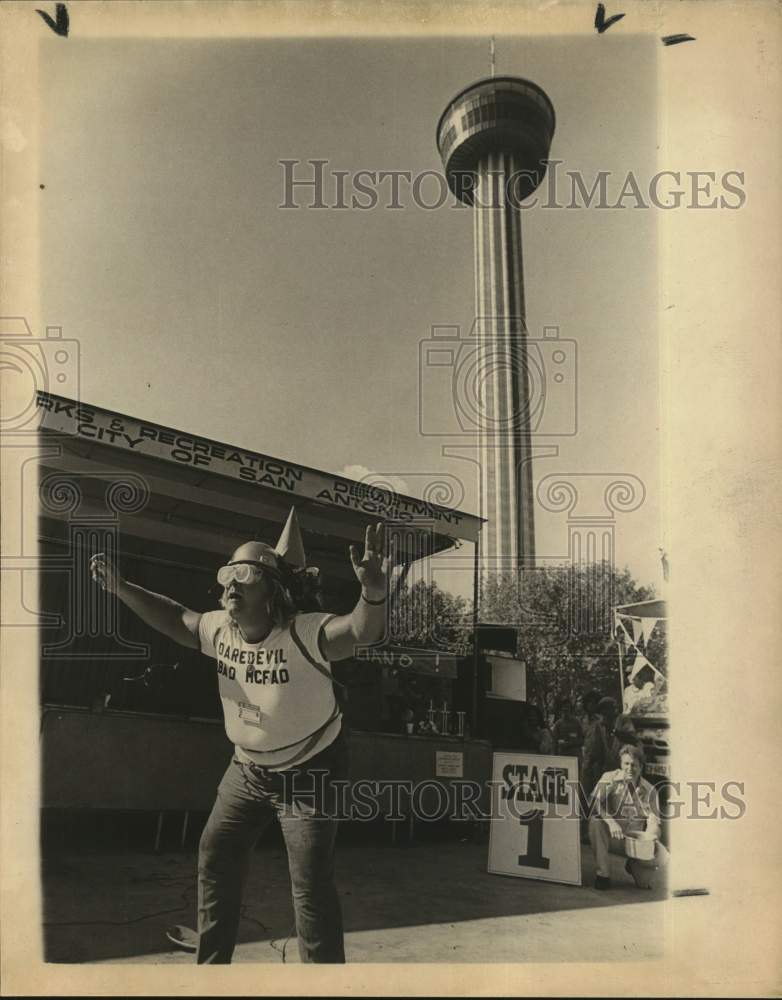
left=354, top=644, right=459, bottom=678
left=488, top=752, right=582, bottom=886
left=36, top=393, right=480, bottom=541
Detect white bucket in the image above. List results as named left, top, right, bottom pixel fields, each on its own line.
left=624, top=830, right=656, bottom=861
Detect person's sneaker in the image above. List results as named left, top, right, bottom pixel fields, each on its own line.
left=594, top=874, right=611, bottom=890
left=625, top=858, right=653, bottom=889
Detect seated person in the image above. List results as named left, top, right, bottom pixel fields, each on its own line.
left=588, top=744, right=669, bottom=890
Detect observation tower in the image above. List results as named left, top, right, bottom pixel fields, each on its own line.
left=436, top=76, right=556, bottom=574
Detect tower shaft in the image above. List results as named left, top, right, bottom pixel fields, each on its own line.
left=437, top=75, right=555, bottom=584
left=473, top=151, right=535, bottom=575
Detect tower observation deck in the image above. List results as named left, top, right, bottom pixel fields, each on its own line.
left=437, top=76, right=556, bottom=577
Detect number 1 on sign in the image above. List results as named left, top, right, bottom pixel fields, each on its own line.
left=518, top=809, right=551, bottom=870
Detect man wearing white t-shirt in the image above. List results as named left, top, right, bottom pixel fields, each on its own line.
left=89, top=510, right=391, bottom=963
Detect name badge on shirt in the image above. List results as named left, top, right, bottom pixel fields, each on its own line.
left=238, top=702, right=263, bottom=727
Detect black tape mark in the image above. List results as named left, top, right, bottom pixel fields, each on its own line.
left=661, top=34, right=696, bottom=46
left=594, top=3, right=626, bottom=34
left=35, top=3, right=69, bottom=37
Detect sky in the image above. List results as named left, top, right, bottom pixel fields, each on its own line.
left=41, top=33, right=662, bottom=594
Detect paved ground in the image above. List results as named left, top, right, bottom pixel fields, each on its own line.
left=41, top=830, right=666, bottom=965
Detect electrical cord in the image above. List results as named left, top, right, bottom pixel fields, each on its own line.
left=44, top=874, right=295, bottom=963
left=43, top=875, right=196, bottom=928
left=269, top=920, right=297, bottom=963
left=43, top=904, right=187, bottom=928
left=237, top=904, right=269, bottom=937
left=240, top=905, right=295, bottom=963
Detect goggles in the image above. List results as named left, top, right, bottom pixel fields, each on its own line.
left=217, top=558, right=277, bottom=587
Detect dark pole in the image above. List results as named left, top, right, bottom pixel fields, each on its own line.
left=471, top=531, right=481, bottom=736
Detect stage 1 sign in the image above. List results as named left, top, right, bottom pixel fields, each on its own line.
left=488, top=752, right=581, bottom=886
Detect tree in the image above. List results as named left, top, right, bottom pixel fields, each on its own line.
left=388, top=576, right=472, bottom=653
left=480, top=562, right=656, bottom=722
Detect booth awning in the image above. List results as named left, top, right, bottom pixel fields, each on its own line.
left=36, top=392, right=484, bottom=582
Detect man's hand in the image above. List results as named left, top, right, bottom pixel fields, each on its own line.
left=89, top=552, right=122, bottom=595
left=606, top=817, right=624, bottom=840
left=89, top=553, right=200, bottom=649
left=349, top=522, right=395, bottom=601
left=323, top=522, right=397, bottom=661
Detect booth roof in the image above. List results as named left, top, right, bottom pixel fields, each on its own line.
left=36, top=392, right=483, bottom=570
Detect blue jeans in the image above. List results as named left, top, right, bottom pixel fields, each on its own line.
left=197, top=727, right=349, bottom=964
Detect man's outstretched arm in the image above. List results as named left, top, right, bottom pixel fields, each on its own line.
left=321, top=522, right=395, bottom=662
left=89, top=552, right=201, bottom=649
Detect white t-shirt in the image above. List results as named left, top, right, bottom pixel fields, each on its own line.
left=198, top=609, right=342, bottom=770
